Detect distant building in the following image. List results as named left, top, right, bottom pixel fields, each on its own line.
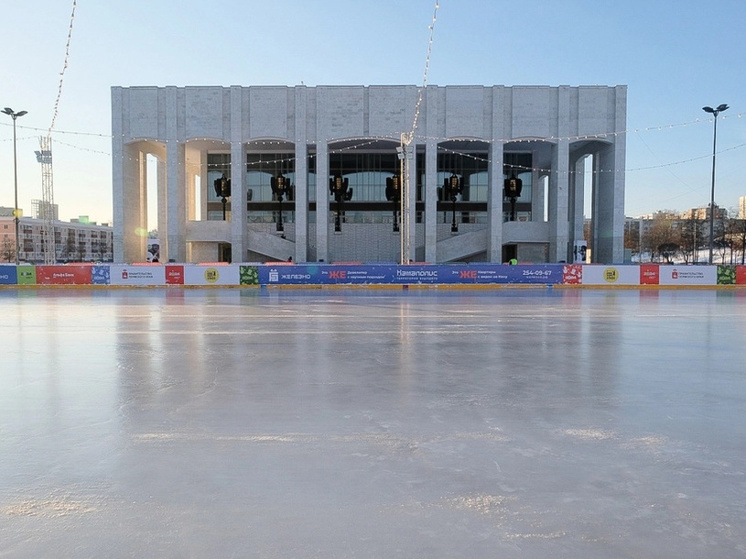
left=32, top=199, right=59, bottom=221
left=739, top=196, right=746, bottom=219
left=0, top=215, right=113, bottom=264
left=680, top=205, right=727, bottom=221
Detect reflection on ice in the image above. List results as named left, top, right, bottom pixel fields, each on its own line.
left=1, top=288, right=746, bottom=557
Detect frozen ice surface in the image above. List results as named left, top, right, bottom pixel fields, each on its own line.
left=1, top=287, right=746, bottom=558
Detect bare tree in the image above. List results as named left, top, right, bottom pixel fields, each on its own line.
left=642, top=213, right=680, bottom=263
left=1, top=237, right=13, bottom=263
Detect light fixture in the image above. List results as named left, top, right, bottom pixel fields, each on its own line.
left=2, top=107, right=28, bottom=265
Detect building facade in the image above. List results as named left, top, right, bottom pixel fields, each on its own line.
left=0, top=210, right=113, bottom=264
left=112, top=85, right=626, bottom=264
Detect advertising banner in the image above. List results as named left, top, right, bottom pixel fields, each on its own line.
left=92, top=266, right=110, bottom=285
left=259, top=264, right=387, bottom=285
left=239, top=265, right=260, bottom=285
left=110, top=265, right=166, bottom=286
left=258, top=264, right=566, bottom=286
left=428, top=264, right=564, bottom=285
left=562, top=265, right=582, bottom=285
left=640, top=264, right=660, bottom=285
left=165, top=265, right=185, bottom=285
left=183, top=265, right=240, bottom=286
left=658, top=266, right=717, bottom=286
left=737, top=266, right=746, bottom=285
left=36, top=265, right=92, bottom=285
left=581, top=265, right=641, bottom=286
left=17, top=266, right=36, bottom=285
left=573, top=241, right=588, bottom=263
left=0, top=265, right=17, bottom=285
left=717, top=266, right=737, bottom=285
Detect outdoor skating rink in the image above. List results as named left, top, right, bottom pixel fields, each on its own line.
left=2, top=287, right=745, bottom=558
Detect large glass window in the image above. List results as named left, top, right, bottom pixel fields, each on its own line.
left=503, top=152, right=533, bottom=222
left=206, top=154, right=231, bottom=221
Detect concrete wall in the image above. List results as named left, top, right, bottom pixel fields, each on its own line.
left=112, top=85, right=626, bottom=264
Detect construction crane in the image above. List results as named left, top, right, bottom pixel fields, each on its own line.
left=34, top=137, right=56, bottom=264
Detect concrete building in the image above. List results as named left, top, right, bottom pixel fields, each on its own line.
left=0, top=210, right=113, bottom=263
left=112, top=85, right=626, bottom=264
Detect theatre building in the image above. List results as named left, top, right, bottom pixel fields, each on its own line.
left=111, top=85, right=626, bottom=264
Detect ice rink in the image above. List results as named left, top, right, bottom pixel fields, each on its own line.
left=2, top=287, right=745, bottom=558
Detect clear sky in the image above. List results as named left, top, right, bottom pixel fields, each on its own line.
left=1, top=0, right=744, bottom=224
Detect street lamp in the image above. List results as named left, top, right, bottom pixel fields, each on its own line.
left=702, top=103, right=728, bottom=264
left=2, top=107, right=28, bottom=265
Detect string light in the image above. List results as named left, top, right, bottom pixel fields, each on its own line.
left=47, top=0, right=77, bottom=137
left=408, top=0, right=439, bottom=144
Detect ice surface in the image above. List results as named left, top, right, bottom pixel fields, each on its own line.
left=1, top=288, right=745, bottom=557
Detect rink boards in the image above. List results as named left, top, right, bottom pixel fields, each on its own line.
left=2, top=263, right=746, bottom=287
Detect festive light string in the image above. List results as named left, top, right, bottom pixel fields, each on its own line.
left=47, top=0, right=77, bottom=137
left=407, top=0, right=439, bottom=145
left=7, top=125, right=746, bottom=177
left=3, top=111, right=742, bottom=146
left=93, top=133, right=746, bottom=177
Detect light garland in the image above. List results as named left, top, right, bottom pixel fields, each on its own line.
left=47, top=0, right=77, bottom=138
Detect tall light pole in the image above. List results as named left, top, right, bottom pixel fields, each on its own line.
left=2, top=107, right=28, bottom=265
left=702, top=103, right=728, bottom=265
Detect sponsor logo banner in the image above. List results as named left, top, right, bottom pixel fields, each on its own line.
left=640, top=264, right=659, bottom=285
left=110, top=265, right=166, bottom=286
left=658, top=266, right=717, bottom=286
left=581, top=265, right=641, bottom=286
left=92, top=266, right=110, bottom=285
left=36, top=265, right=93, bottom=285
left=183, top=265, right=240, bottom=285
left=717, top=266, right=737, bottom=285
left=165, top=265, right=184, bottom=285
left=17, top=266, right=37, bottom=285
left=562, top=265, right=582, bottom=285
left=0, top=265, right=17, bottom=285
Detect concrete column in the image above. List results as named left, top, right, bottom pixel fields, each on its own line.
left=568, top=155, right=586, bottom=247
left=294, top=86, right=308, bottom=263
left=487, top=86, right=505, bottom=263
left=165, top=140, right=186, bottom=262
left=157, top=157, right=167, bottom=257
left=595, top=143, right=625, bottom=263
left=117, top=145, right=145, bottom=263
left=549, top=139, right=570, bottom=262
left=424, top=139, right=438, bottom=262
left=230, top=86, right=246, bottom=263
left=315, top=140, right=329, bottom=262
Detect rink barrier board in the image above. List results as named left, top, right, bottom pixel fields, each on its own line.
left=1, top=264, right=746, bottom=288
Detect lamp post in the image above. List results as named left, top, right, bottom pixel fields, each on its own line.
left=702, top=103, right=728, bottom=264
left=2, top=107, right=28, bottom=265
left=444, top=173, right=462, bottom=233
left=213, top=173, right=231, bottom=221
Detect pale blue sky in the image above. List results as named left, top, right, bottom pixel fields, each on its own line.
left=1, top=0, right=744, bottom=224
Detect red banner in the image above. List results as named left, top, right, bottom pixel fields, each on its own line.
left=165, top=265, right=184, bottom=285
left=640, top=264, right=659, bottom=285
left=736, top=266, right=746, bottom=285
left=36, top=265, right=92, bottom=285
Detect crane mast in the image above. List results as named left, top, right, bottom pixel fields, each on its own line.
left=35, top=136, right=56, bottom=264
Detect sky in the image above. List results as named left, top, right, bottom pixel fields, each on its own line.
left=1, top=0, right=744, bottom=225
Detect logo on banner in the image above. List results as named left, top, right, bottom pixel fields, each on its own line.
left=204, top=268, right=219, bottom=283
left=603, top=267, right=619, bottom=283
left=122, top=270, right=129, bottom=279
left=269, top=269, right=279, bottom=282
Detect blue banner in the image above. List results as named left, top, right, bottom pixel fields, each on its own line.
left=0, top=265, right=17, bottom=285
left=259, top=264, right=565, bottom=286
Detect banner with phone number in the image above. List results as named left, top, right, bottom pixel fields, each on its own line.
left=258, top=264, right=566, bottom=285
